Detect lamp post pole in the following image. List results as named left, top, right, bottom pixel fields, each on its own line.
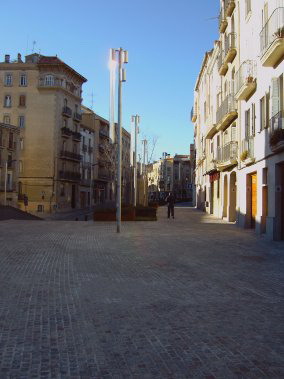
left=111, top=47, right=128, bottom=233
left=131, top=115, right=140, bottom=207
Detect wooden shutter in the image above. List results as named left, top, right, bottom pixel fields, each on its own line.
left=271, top=77, right=280, bottom=117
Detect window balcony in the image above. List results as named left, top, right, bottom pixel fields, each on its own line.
left=224, top=0, right=235, bottom=17
left=216, top=141, right=238, bottom=170
left=216, top=94, right=237, bottom=131
left=99, top=131, right=109, bottom=139
left=269, top=110, right=284, bottom=152
left=191, top=106, right=197, bottom=122
left=235, top=60, right=257, bottom=101
left=218, top=51, right=228, bottom=76
left=59, top=170, right=81, bottom=182
left=60, top=150, right=82, bottom=161
left=260, top=7, right=284, bottom=67
left=241, top=136, right=255, bottom=166
left=219, top=11, right=228, bottom=33
left=61, top=127, right=73, bottom=138
left=224, top=33, right=237, bottom=63
left=72, top=131, right=82, bottom=142
left=73, top=112, right=82, bottom=122
left=62, top=106, right=72, bottom=118
left=204, top=124, right=217, bottom=139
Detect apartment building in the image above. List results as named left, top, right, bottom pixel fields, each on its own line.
left=172, top=155, right=192, bottom=201
left=193, top=0, right=284, bottom=240
left=0, top=122, right=20, bottom=206
left=0, top=53, right=87, bottom=213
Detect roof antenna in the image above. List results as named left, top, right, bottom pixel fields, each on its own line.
left=32, top=40, right=36, bottom=53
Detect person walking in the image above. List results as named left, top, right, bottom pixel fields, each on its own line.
left=166, top=192, right=175, bottom=219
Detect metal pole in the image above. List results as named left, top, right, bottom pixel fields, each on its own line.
left=133, top=115, right=139, bottom=207
left=4, top=161, right=7, bottom=206
left=116, top=48, right=123, bottom=233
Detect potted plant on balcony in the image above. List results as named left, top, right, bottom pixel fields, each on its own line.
left=269, top=129, right=284, bottom=152
left=240, top=150, right=248, bottom=161
left=274, top=26, right=284, bottom=39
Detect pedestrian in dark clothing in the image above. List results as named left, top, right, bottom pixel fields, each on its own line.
left=166, top=193, right=175, bottom=219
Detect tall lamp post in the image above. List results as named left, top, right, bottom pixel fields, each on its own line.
left=110, top=48, right=128, bottom=233
left=131, top=115, right=140, bottom=207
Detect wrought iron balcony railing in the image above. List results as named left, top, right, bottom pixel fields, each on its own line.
left=260, top=7, right=284, bottom=57
left=62, top=106, right=72, bottom=117
left=270, top=110, right=284, bottom=132
left=216, top=94, right=237, bottom=126
left=60, top=150, right=82, bottom=161
left=235, top=60, right=257, bottom=99
left=59, top=170, right=81, bottom=181
left=216, top=141, right=238, bottom=163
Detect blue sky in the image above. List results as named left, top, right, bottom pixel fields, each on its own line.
left=2, top=0, right=219, bottom=161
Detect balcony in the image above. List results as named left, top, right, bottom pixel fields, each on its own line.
left=224, top=33, right=237, bottom=63
left=269, top=110, right=284, bottom=152
left=98, top=169, right=111, bottom=181
left=99, top=131, right=109, bottom=139
left=219, top=11, right=228, bottom=33
left=216, top=94, right=237, bottom=131
left=218, top=51, right=228, bottom=76
left=241, top=136, right=255, bottom=166
left=38, top=78, right=81, bottom=99
left=82, top=144, right=88, bottom=153
left=59, top=170, right=81, bottom=182
left=60, top=150, right=82, bottom=161
left=260, top=7, right=284, bottom=67
left=206, top=157, right=217, bottom=174
left=224, top=0, right=235, bottom=17
left=216, top=141, right=238, bottom=170
left=235, top=60, right=257, bottom=101
left=88, top=146, right=93, bottom=154
left=62, top=106, right=72, bottom=118
left=72, top=132, right=82, bottom=141
left=73, top=112, right=82, bottom=122
left=61, top=127, right=73, bottom=138
left=205, top=124, right=217, bottom=139
left=191, top=106, right=197, bottom=122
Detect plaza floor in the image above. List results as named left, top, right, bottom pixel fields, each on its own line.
left=0, top=206, right=283, bottom=378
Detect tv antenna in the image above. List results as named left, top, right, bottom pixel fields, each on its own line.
left=32, top=41, right=36, bottom=53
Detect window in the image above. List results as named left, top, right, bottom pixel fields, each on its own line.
left=4, top=73, right=12, bottom=86
left=260, top=94, right=270, bottom=131
left=19, top=95, right=26, bottom=107
left=45, top=75, right=54, bottom=86
left=245, top=109, right=251, bottom=138
left=251, top=103, right=256, bottom=136
left=231, top=124, right=237, bottom=141
left=8, top=133, right=13, bottom=149
left=20, top=74, right=27, bottom=86
left=18, top=116, right=25, bottom=128
left=60, top=184, right=65, bottom=196
left=19, top=161, right=23, bottom=173
left=3, top=115, right=10, bottom=124
left=20, top=138, right=24, bottom=150
left=4, top=95, right=12, bottom=107
left=245, top=0, right=251, bottom=16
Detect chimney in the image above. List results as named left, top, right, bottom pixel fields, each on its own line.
left=17, top=53, right=22, bottom=63
left=5, top=54, right=10, bottom=63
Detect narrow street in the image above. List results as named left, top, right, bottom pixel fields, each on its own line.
left=0, top=207, right=283, bottom=378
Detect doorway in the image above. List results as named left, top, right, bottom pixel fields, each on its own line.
left=223, top=175, right=228, bottom=218
left=251, top=173, right=257, bottom=228
left=229, top=172, right=237, bottom=222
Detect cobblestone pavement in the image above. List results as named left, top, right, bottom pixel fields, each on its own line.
left=0, top=207, right=283, bottom=378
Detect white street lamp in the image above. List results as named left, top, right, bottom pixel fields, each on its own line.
left=110, top=48, right=128, bottom=233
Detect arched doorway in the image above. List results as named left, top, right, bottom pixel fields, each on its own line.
left=229, top=172, right=237, bottom=222
left=223, top=175, right=228, bottom=218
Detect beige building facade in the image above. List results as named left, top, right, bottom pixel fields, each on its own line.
left=193, top=0, right=284, bottom=240
left=0, top=53, right=87, bottom=214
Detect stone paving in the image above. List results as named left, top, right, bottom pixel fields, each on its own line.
left=0, top=206, right=283, bottom=378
